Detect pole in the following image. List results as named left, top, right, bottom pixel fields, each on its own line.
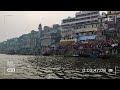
left=4, top=15, right=5, bottom=24
left=3, top=15, right=13, bottom=24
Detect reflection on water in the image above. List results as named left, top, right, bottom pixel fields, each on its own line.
left=0, top=54, right=120, bottom=79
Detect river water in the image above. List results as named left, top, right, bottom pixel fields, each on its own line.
left=0, top=54, right=120, bottom=79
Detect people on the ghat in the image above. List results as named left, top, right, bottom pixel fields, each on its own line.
left=47, top=38, right=120, bottom=56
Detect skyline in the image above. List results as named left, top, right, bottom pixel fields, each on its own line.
left=0, top=11, right=106, bottom=42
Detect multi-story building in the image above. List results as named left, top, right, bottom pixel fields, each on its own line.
left=104, top=11, right=120, bottom=40
left=98, top=12, right=108, bottom=31
left=0, top=23, right=61, bottom=55
left=107, top=11, right=120, bottom=15
left=0, top=41, right=7, bottom=53
left=53, top=24, right=61, bottom=29
left=61, top=11, right=100, bottom=42
left=39, top=24, right=61, bottom=53
left=4, top=38, right=19, bottom=54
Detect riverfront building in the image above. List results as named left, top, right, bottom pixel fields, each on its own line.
left=38, top=24, right=61, bottom=53
left=61, top=11, right=100, bottom=42
left=104, top=11, right=120, bottom=40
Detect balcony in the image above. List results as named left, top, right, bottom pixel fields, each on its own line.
left=76, top=11, right=99, bottom=17
left=75, top=27, right=98, bottom=33
left=61, top=15, right=99, bottom=25
left=61, top=18, right=99, bottom=26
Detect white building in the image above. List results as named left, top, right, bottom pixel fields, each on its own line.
left=105, top=11, right=120, bottom=40
left=61, top=11, right=100, bottom=41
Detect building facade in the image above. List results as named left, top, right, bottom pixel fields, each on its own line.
left=61, top=11, right=100, bottom=42
left=39, top=24, right=61, bottom=53
left=104, top=11, right=120, bottom=40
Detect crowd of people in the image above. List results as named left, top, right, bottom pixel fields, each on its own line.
left=44, top=39, right=120, bottom=57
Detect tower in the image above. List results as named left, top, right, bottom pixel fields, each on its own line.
left=38, top=23, right=42, bottom=37
left=38, top=23, right=42, bottom=31
left=38, top=24, right=42, bottom=54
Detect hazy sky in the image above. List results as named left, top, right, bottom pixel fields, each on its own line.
left=0, top=11, right=106, bottom=42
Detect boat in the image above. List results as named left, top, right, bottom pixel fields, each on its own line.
left=72, top=54, right=79, bottom=57
left=42, top=52, right=50, bottom=56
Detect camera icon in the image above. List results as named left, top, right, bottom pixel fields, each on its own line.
left=7, top=68, right=15, bottom=72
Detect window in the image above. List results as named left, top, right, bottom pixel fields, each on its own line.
left=87, top=13, right=90, bottom=15
left=81, top=18, right=84, bottom=20
left=91, top=16, right=97, bottom=18
left=93, top=12, right=98, bottom=14
left=87, top=17, right=90, bottom=19
left=74, top=27, right=76, bottom=29
left=109, top=16, right=113, bottom=18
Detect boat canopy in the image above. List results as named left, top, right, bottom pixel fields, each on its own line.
left=77, top=35, right=97, bottom=41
